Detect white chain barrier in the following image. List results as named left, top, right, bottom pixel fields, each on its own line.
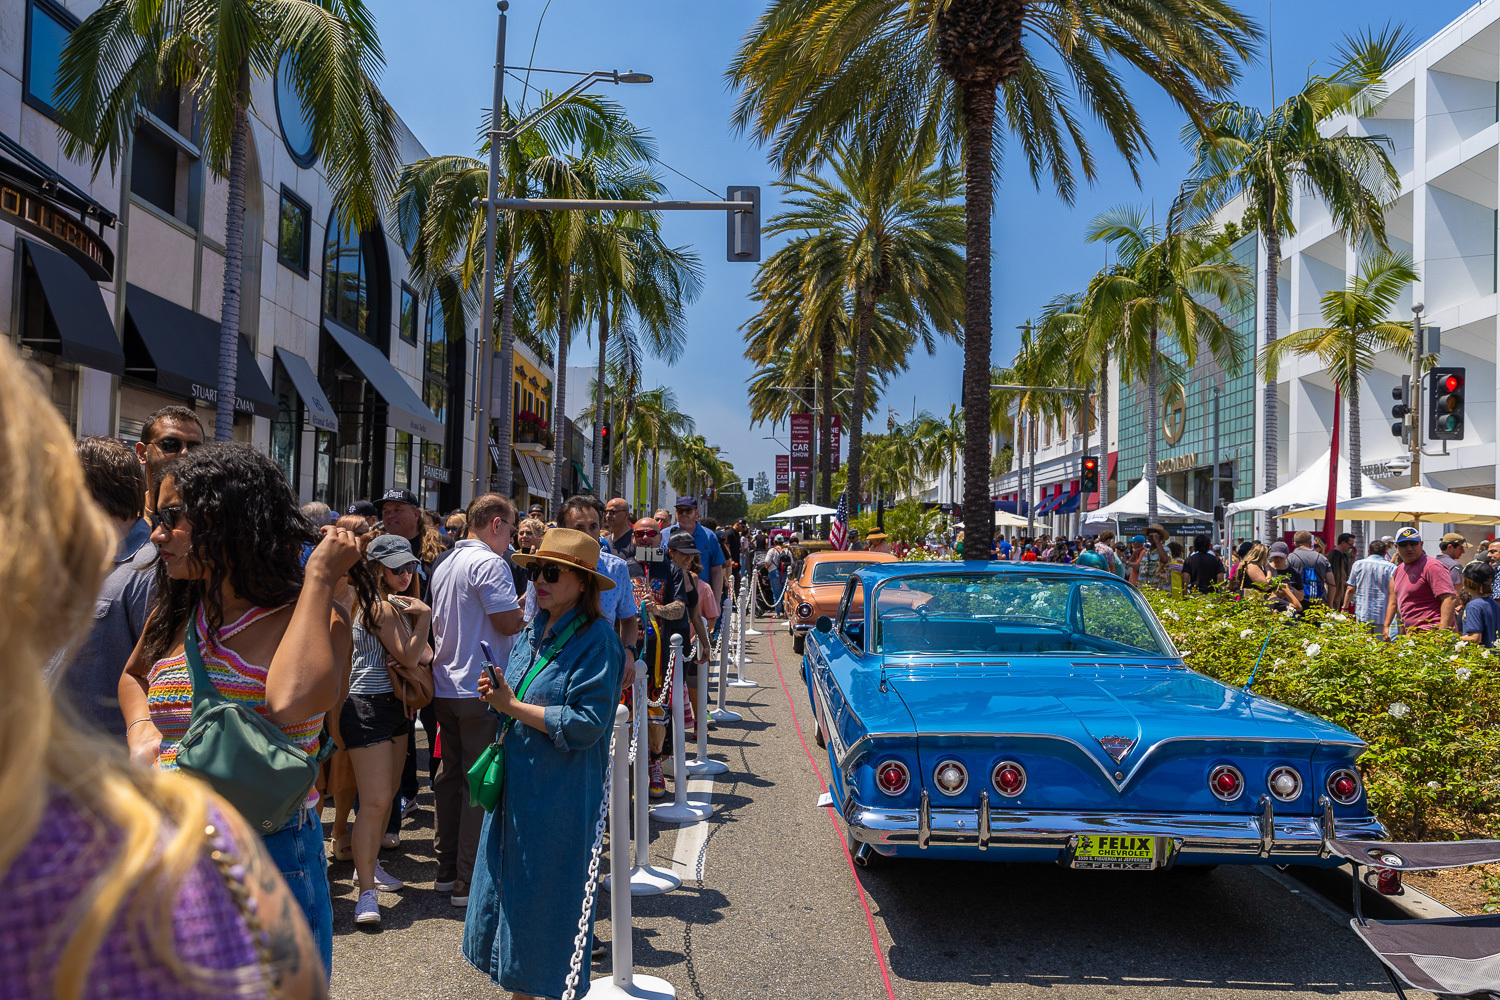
left=559, top=705, right=621, bottom=1000
left=729, top=579, right=757, bottom=688
left=579, top=702, right=676, bottom=1000
left=617, top=664, right=680, bottom=894
left=651, top=635, right=711, bottom=823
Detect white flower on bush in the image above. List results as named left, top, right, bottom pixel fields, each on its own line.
left=1330, top=612, right=1348, bottom=622
left=1282, top=608, right=1296, bottom=618
left=1305, top=643, right=1321, bottom=657
left=1456, top=642, right=1468, bottom=652
left=1273, top=658, right=1287, bottom=667
left=1428, top=781, right=1441, bottom=790
left=1389, top=702, right=1411, bottom=720
left=1457, top=666, right=1473, bottom=682
left=1161, top=608, right=1181, bottom=621
left=1240, top=629, right=1255, bottom=640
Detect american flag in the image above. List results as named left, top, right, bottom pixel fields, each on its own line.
left=830, top=491, right=849, bottom=550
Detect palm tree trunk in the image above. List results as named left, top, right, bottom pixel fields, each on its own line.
left=593, top=302, right=608, bottom=496
left=848, top=293, right=875, bottom=515
left=551, top=267, right=572, bottom=510
left=819, top=321, right=836, bottom=518
left=651, top=436, right=660, bottom=513
left=1262, top=222, right=1281, bottom=537
left=213, top=70, right=250, bottom=443
left=495, top=238, right=518, bottom=498
left=1147, top=325, right=1160, bottom=522
left=1347, top=361, right=1363, bottom=553
left=959, top=83, right=997, bottom=560
left=1097, top=350, right=1109, bottom=510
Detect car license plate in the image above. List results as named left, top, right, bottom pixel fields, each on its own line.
left=1070, top=835, right=1159, bottom=871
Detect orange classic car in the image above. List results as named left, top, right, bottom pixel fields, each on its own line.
left=786, top=551, right=898, bottom=652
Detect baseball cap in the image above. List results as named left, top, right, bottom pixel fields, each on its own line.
left=1269, top=541, right=1290, bottom=556
left=1396, top=526, right=1422, bottom=544
left=666, top=532, right=700, bottom=555
left=365, top=533, right=417, bottom=569
left=377, top=489, right=419, bottom=512
left=347, top=500, right=378, bottom=518
left=1130, top=534, right=1146, bottom=544
left=1441, top=532, right=1467, bottom=547
left=674, top=496, right=697, bottom=509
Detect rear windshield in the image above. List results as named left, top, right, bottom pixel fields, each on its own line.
left=871, top=573, right=1174, bottom=657
left=811, top=561, right=866, bottom=585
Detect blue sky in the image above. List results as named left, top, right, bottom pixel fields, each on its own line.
left=367, top=0, right=1463, bottom=487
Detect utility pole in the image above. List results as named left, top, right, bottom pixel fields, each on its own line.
left=1411, top=302, right=1424, bottom=488
left=472, top=0, right=508, bottom=497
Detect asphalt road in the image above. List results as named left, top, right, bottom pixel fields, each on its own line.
left=328, top=616, right=1421, bottom=1000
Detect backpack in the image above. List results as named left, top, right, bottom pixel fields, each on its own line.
left=1299, top=555, right=1325, bottom=601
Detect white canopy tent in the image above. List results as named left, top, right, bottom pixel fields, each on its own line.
left=1225, top=451, right=1390, bottom=517
left=765, top=502, right=838, bottom=520
left=1279, top=486, right=1500, bottom=525
left=994, top=509, right=1030, bottom=528
left=1083, top=476, right=1212, bottom=524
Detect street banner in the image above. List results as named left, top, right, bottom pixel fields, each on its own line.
left=824, top=414, right=842, bottom=469
left=790, top=413, right=812, bottom=471
left=775, top=455, right=789, bottom=493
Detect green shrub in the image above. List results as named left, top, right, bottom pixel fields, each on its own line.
left=1145, top=592, right=1500, bottom=839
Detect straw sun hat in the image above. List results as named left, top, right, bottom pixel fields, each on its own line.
left=511, top=527, right=616, bottom=590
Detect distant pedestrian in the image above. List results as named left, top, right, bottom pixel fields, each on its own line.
left=1385, top=526, right=1458, bottom=634
left=1437, top=532, right=1468, bottom=591
left=1461, top=560, right=1500, bottom=647
left=1285, top=531, right=1334, bottom=608
left=1329, top=532, right=1356, bottom=597
left=301, top=501, right=335, bottom=525
left=133, top=405, right=204, bottom=515
left=1182, top=534, right=1225, bottom=594
left=347, top=499, right=380, bottom=530
left=1345, top=540, right=1395, bottom=632
left=48, top=437, right=155, bottom=739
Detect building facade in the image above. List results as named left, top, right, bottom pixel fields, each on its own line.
left=6, top=0, right=476, bottom=515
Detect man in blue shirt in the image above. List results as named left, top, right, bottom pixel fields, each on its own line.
left=553, top=496, right=639, bottom=655
left=664, top=496, right=725, bottom=617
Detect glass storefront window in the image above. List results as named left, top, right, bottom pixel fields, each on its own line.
left=278, top=188, right=310, bottom=275
left=313, top=430, right=334, bottom=504
left=394, top=430, right=412, bottom=491
left=275, top=51, right=317, bottom=168
left=271, top=364, right=301, bottom=488
left=323, top=216, right=368, bottom=335
left=422, top=294, right=449, bottom=479
left=24, top=0, right=75, bottom=120
left=400, top=285, right=418, bottom=345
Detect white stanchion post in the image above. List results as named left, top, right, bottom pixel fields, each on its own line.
left=651, top=636, right=711, bottom=823
left=686, top=643, right=728, bottom=775
left=583, top=706, right=675, bottom=1000
left=729, top=580, right=757, bottom=688
left=627, top=664, right=678, bottom=893
left=744, top=571, right=762, bottom=636
left=710, top=603, right=741, bottom=723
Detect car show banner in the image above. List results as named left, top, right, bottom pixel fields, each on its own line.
left=790, top=413, right=812, bottom=472
left=775, top=454, right=789, bottom=493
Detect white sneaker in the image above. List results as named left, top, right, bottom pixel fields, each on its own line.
left=354, top=889, right=380, bottom=926
left=357, top=861, right=404, bottom=892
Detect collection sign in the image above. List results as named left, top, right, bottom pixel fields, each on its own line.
left=790, top=413, right=812, bottom=472
left=774, top=455, right=789, bottom=493
left=0, top=163, right=113, bottom=280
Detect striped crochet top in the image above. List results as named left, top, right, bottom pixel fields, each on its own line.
left=148, top=603, right=323, bottom=772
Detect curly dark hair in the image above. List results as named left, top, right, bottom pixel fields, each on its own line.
left=142, top=443, right=376, bottom=662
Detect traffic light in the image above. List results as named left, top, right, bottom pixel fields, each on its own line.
left=1080, top=455, right=1099, bottom=493
left=1429, top=367, right=1467, bottom=440
left=745, top=479, right=753, bottom=495
left=600, top=422, right=611, bottom=449
left=1390, top=376, right=1411, bottom=444
left=726, top=186, right=760, bottom=262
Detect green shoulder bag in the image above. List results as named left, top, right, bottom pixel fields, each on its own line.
left=176, top=617, right=329, bottom=833
left=467, top=615, right=587, bottom=812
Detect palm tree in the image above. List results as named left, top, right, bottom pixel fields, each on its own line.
left=625, top=386, right=693, bottom=512
left=919, top=404, right=964, bottom=506
left=762, top=138, right=965, bottom=512
left=1086, top=205, right=1251, bottom=521
left=1182, top=28, right=1416, bottom=509
left=729, top=0, right=1258, bottom=558
left=57, top=0, right=400, bottom=441
left=396, top=95, right=654, bottom=495
left=1260, top=251, right=1417, bottom=550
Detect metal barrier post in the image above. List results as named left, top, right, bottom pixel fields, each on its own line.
left=729, top=580, right=757, bottom=688
left=626, top=664, right=679, bottom=893
left=744, top=572, right=762, bottom=636
left=651, top=635, right=711, bottom=823
left=685, top=647, right=728, bottom=776
left=710, top=604, right=741, bottom=723
left=583, top=705, right=675, bottom=1000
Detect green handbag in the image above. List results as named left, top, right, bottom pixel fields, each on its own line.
left=467, top=615, right=587, bottom=811
left=176, top=616, right=329, bottom=833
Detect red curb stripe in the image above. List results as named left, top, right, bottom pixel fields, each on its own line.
left=766, top=620, right=900, bottom=1000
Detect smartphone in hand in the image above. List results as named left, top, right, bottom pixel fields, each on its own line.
left=480, top=639, right=500, bottom=687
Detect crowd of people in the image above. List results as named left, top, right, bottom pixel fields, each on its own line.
left=3, top=324, right=750, bottom=998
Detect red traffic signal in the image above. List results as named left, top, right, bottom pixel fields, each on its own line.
left=1080, top=455, right=1100, bottom=493
left=1443, top=373, right=1464, bottom=393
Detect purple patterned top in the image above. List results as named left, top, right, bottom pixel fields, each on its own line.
left=2, top=793, right=270, bottom=999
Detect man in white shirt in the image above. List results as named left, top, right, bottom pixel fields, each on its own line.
left=428, top=493, right=523, bottom=907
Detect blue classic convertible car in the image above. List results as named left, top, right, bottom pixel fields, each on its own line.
left=802, top=562, right=1385, bottom=870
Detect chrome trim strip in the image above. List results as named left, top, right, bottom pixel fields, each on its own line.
left=978, top=791, right=991, bottom=850
left=918, top=790, right=931, bottom=849
left=1319, top=796, right=1335, bottom=858
left=1256, top=796, right=1274, bottom=858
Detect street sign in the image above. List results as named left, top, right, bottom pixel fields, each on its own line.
left=790, top=413, right=812, bottom=472
left=826, top=414, right=842, bottom=469
left=775, top=455, right=789, bottom=493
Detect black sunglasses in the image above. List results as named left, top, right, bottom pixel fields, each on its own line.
left=527, top=562, right=564, bottom=584
left=1397, top=540, right=1420, bottom=548
left=150, top=504, right=186, bottom=531
left=154, top=436, right=202, bottom=455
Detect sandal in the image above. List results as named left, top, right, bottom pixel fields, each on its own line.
left=331, top=835, right=352, bottom=862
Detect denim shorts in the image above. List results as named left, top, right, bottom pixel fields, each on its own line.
left=340, top=691, right=408, bottom=749
left=261, top=807, right=332, bottom=982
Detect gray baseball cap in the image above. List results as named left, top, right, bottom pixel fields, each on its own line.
left=365, top=533, right=417, bottom=569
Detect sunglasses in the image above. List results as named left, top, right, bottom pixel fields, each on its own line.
left=527, top=562, right=566, bottom=584
left=154, top=436, right=202, bottom=455
left=150, top=504, right=186, bottom=531
left=387, top=563, right=417, bottom=575
left=634, top=530, right=659, bottom=540
left=1397, top=540, right=1420, bottom=548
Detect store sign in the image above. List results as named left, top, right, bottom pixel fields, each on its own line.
left=790, top=413, right=812, bottom=471
left=1155, top=452, right=1199, bottom=474
left=187, top=381, right=259, bottom=414
left=775, top=454, right=789, bottom=493
left=0, top=167, right=113, bottom=280
left=422, top=463, right=451, bottom=484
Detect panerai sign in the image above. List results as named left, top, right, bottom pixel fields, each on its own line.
left=1156, top=452, right=1199, bottom=474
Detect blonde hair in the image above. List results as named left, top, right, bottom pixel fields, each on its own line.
left=0, top=340, right=216, bottom=997
left=1242, top=543, right=1269, bottom=571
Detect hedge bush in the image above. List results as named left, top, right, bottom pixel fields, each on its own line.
left=1143, top=591, right=1500, bottom=839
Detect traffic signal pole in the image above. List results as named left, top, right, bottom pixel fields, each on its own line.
left=1411, top=304, right=1423, bottom=488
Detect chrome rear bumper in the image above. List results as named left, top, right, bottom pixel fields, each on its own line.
left=845, top=792, right=1385, bottom=860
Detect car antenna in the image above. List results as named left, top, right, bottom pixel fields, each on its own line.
left=1242, top=629, right=1279, bottom=693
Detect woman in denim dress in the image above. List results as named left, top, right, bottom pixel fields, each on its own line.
left=464, top=528, right=625, bottom=1000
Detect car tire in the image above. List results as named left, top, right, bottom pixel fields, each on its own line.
left=793, top=633, right=804, bottom=655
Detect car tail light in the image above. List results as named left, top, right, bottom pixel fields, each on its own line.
left=797, top=602, right=814, bottom=620
left=933, top=760, right=968, bottom=796
left=992, top=760, right=1026, bottom=797
left=1209, top=764, right=1244, bottom=802
left=875, top=760, right=909, bottom=796
left=1268, top=765, right=1302, bottom=802
left=1327, top=767, right=1361, bottom=804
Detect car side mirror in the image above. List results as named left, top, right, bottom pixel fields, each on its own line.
left=815, top=615, right=833, bottom=634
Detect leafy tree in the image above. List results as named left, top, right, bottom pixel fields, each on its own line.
left=58, top=0, right=401, bottom=440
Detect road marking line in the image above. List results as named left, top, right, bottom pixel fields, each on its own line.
left=669, top=777, right=716, bottom=879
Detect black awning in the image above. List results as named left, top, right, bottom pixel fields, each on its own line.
left=123, top=284, right=277, bottom=419
left=18, top=239, right=123, bottom=374
left=273, top=347, right=338, bottom=432
left=322, top=322, right=443, bottom=441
